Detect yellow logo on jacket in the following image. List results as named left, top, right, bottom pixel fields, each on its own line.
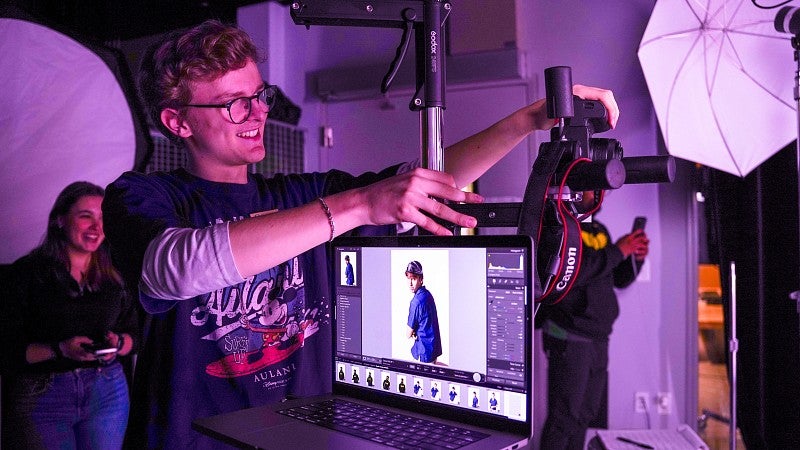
left=581, top=230, right=608, bottom=250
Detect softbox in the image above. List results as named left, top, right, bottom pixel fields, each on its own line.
left=0, top=5, right=150, bottom=263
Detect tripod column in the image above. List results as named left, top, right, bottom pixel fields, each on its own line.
left=419, top=0, right=447, bottom=171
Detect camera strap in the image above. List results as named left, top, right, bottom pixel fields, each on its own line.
left=518, top=145, right=588, bottom=305
left=536, top=159, right=589, bottom=305
left=518, top=141, right=570, bottom=247
left=517, top=141, right=567, bottom=300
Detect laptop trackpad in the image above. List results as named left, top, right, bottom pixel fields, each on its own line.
left=238, top=421, right=388, bottom=449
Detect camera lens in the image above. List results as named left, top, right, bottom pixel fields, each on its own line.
left=589, top=138, right=623, bottom=160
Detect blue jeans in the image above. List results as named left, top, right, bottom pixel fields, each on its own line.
left=3, top=361, right=129, bottom=449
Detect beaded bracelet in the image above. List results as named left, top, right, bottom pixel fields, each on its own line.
left=318, top=197, right=335, bottom=242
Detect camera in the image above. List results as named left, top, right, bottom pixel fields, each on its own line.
left=540, top=66, right=674, bottom=199
left=522, top=66, right=674, bottom=304
left=427, top=66, right=674, bottom=303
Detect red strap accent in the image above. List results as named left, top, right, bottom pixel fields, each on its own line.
left=535, top=158, right=590, bottom=305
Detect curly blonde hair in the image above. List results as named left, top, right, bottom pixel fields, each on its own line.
left=137, top=20, right=261, bottom=142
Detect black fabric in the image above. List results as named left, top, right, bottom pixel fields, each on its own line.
left=538, top=216, right=641, bottom=449
left=268, top=86, right=301, bottom=126
left=705, top=142, right=800, bottom=449
left=540, top=333, right=609, bottom=450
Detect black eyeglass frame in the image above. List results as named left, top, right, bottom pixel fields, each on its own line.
left=183, top=83, right=278, bottom=124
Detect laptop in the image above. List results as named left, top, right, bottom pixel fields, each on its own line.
left=193, top=234, right=534, bottom=450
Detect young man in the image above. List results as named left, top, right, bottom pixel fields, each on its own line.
left=539, top=190, right=649, bottom=450
left=102, top=20, right=619, bottom=449
left=405, top=260, right=442, bottom=363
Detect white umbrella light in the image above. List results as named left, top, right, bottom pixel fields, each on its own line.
left=638, top=0, right=795, bottom=177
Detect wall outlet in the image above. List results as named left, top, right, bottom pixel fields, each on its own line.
left=320, top=126, right=333, bottom=148
left=657, top=392, right=672, bottom=415
left=634, top=391, right=649, bottom=413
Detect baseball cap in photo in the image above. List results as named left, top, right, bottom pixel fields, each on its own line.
left=405, top=261, right=423, bottom=276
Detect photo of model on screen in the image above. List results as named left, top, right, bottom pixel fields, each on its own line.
left=449, top=385, right=460, bottom=404
left=342, top=253, right=355, bottom=286
left=489, top=391, right=500, bottom=413
left=382, top=373, right=391, bottom=390
left=413, top=378, right=424, bottom=397
left=470, top=389, right=480, bottom=408
left=405, top=261, right=443, bottom=364
left=430, top=382, right=441, bottom=400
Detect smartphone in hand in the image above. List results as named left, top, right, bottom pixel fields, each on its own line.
left=81, top=342, right=118, bottom=356
left=630, top=216, right=647, bottom=275
left=631, top=216, right=647, bottom=233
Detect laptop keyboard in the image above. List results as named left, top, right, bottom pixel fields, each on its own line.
left=277, top=398, right=490, bottom=449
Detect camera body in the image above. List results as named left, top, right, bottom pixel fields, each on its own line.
left=541, top=66, right=674, bottom=197
left=543, top=96, right=626, bottom=198
left=557, top=97, right=620, bottom=161
left=542, top=65, right=626, bottom=198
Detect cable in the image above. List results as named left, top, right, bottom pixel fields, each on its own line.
left=750, top=0, right=793, bottom=9
left=640, top=395, right=652, bottom=429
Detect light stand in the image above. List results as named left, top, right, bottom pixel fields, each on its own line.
left=728, top=262, right=738, bottom=450
left=775, top=4, right=800, bottom=399
left=791, top=33, right=800, bottom=383
left=290, top=0, right=450, bottom=171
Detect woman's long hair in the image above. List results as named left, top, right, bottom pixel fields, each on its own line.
left=35, top=181, right=124, bottom=292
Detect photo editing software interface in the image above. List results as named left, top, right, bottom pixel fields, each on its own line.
left=333, top=241, right=530, bottom=422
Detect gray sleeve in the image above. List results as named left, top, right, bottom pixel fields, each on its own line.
left=139, top=159, right=422, bottom=300
left=139, top=223, right=245, bottom=300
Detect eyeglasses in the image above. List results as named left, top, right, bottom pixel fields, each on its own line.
left=184, top=83, right=278, bottom=124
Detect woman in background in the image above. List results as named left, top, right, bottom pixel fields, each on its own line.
left=1, top=181, right=137, bottom=449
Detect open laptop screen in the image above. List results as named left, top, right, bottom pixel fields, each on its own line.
left=331, top=235, right=532, bottom=429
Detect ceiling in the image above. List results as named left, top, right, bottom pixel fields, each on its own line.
left=7, top=0, right=291, bottom=42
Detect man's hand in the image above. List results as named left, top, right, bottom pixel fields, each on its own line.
left=525, top=84, right=619, bottom=132
left=358, top=167, right=484, bottom=236
left=616, top=229, right=649, bottom=261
